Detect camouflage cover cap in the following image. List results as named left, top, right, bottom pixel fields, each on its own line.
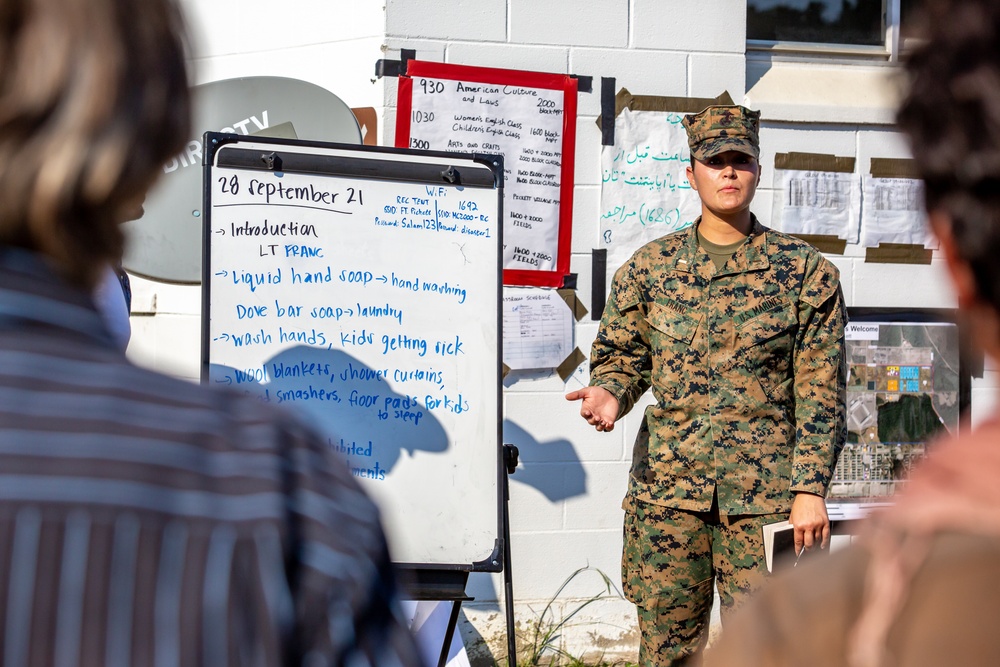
left=682, top=105, right=761, bottom=160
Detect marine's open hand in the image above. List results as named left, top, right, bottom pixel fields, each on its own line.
left=565, top=386, right=620, bottom=432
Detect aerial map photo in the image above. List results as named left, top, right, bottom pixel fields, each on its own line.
left=830, top=321, right=961, bottom=502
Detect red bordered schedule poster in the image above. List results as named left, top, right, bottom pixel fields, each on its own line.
left=396, top=61, right=578, bottom=288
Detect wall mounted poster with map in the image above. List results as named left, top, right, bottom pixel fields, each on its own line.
left=829, top=314, right=964, bottom=513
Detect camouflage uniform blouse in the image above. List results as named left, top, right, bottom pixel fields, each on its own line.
left=592, top=217, right=847, bottom=515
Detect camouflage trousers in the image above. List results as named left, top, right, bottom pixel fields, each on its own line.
left=622, top=495, right=788, bottom=666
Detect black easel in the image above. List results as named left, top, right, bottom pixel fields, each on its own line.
left=400, top=443, right=518, bottom=667
left=502, top=443, right=519, bottom=667
left=401, top=569, right=472, bottom=667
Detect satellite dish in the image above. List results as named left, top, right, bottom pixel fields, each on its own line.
left=122, top=76, right=362, bottom=284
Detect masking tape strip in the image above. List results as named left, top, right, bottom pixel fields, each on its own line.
left=869, top=158, right=919, bottom=179
left=557, top=347, right=588, bottom=382
left=774, top=152, right=856, bottom=173
left=865, top=243, right=933, bottom=264
left=558, top=288, right=589, bottom=321
left=789, top=234, right=847, bottom=255
left=596, top=89, right=735, bottom=130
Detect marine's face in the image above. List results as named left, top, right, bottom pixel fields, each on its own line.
left=686, top=151, right=761, bottom=219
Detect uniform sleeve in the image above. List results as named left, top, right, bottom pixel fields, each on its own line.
left=790, top=257, right=847, bottom=496
left=589, top=260, right=652, bottom=418
left=282, top=419, right=426, bottom=667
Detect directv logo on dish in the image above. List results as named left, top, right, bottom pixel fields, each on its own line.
left=163, top=110, right=270, bottom=173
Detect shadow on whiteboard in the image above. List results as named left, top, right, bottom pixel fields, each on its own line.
left=502, top=419, right=588, bottom=502
left=210, top=344, right=449, bottom=473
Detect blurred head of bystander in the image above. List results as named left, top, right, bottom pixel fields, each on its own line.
left=0, top=0, right=190, bottom=289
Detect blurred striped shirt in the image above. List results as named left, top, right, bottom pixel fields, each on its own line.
left=0, top=247, right=423, bottom=667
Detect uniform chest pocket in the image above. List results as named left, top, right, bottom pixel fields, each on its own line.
left=736, top=301, right=798, bottom=405
left=646, top=303, right=702, bottom=403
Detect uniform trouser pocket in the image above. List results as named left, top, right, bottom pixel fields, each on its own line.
left=635, top=579, right=714, bottom=666
left=622, top=496, right=715, bottom=663
left=621, top=496, right=713, bottom=605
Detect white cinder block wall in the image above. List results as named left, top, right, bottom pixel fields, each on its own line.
left=124, top=1, right=1000, bottom=664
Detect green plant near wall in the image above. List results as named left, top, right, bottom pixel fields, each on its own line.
left=494, top=566, right=636, bottom=667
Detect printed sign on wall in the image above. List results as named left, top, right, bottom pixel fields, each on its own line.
left=772, top=152, right=861, bottom=244
left=396, top=61, right=578, bottom=288
left=775, top=170, right=862, bottom=243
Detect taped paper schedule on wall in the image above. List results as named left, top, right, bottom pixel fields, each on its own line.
left=502, top=287, right=573, bottom=371
left=396, top=61, right=578, bottom=288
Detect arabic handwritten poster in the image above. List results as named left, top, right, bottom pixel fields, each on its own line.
left=502, top=287, right=573, bottom=370
left=773, top=169, right=861, bottom=242
left=600, top=108, right=701, bottom=278
left=396, top=61, right=578, bottom=288
left=861, top=176, right=934, bottom=248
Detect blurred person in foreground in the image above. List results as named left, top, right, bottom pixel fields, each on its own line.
left=707, top=0, right=1000, bottom=665
left=0, top=0, right=422, bottom=664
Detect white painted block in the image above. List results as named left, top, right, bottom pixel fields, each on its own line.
left=195, top=39, right=387, bottom=111
left=851, top=259, right=955, bottom=309
left=383, top=107, right=398, bottom=147
left=826, top=256, right=858, bottom=306
left=127, top=312, right=202, bottom=382
left=463, top=571, right=501, bottom=605
left=506, top=393, right=626, bottom=464
left=751, top=187, right=774, bottom=229
left=574, top=116, right=603, bottom=187
left=510, top=0, right=628, bottom=48
left=386, top=0, right=507, bottom=42
left=569, top=252, right=596, bottom=322
left=563, top=462, right=631, bottom=530
left=446, top=43, right=569, bottom=75
left=558, top=597, right=637, bottom=662
left=507, top=466, right=567, bottom=531
left=460, top=593, right=638, bottom=663
left=856, top=128, right=914, bottom=173
left=572, top=186, right=601, bottom=254
left=570, top=48, right=688, bottom=117
left=181, top=1, right=384, bottom=59
left=633, top=0, right=747, bottom=53
left=758, top=125, right=859, bottom=190
left=688, top=53, right=746, bottom=100
left=506, top=529, right=623, bottom=600
left=502, top=412, right=591, bottom=464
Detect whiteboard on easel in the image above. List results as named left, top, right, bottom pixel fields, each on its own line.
left=202, top=133, right=504, bottom=569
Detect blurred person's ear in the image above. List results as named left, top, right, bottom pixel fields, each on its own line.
left=931, top=211, right=978, bottom=310
left=932, top=209, right=1000, bottom=361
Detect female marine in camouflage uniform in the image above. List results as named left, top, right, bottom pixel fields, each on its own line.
left=567, top=105, right=847, bottom=665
